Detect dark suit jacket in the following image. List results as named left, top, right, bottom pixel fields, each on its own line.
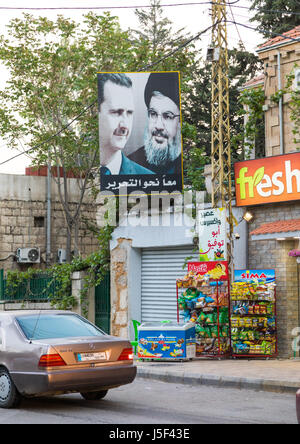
left=120, top=153, right=154, bottom=175
left=128, top=146, right=182, bottom=174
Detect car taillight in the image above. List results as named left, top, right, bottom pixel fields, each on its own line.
left=38, top=353, right=67, bottom=367
left=118, top=348, right=134, bottom=361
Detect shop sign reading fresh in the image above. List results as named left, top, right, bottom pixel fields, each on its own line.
left=198, top=208, right=227, bottom=261
left=234, top=152, right=300, bottom=206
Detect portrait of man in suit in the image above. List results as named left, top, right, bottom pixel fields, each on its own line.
left=98, top=73, right=154, bottom=176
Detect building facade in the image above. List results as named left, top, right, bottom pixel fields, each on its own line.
left=0, top=173, right=99, bottom=272
left=237, top=26, right=300, bottom=358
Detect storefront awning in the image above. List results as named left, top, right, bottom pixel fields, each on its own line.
left=250, top=218, right=300, bottom=241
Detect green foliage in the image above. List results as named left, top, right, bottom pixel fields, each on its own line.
left=232, top=86, right=266, bottom=159
left=130, top=0, right=193, bottom=71
left=130, top=0, right=207, bottom=191
left=4, top=223, right=114, bottom=315
left=250, top=0, right=300, bottom=38
left=183, top=121, right=209, bottom=192
left=185, top=47, right=262, bottom=166
left=0, top=12, right=139, bottom=259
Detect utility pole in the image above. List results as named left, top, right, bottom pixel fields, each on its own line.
left=210, top=0, right=234, bottom=273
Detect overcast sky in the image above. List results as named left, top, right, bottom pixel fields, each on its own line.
left=0, top=0, right=261, bottom=174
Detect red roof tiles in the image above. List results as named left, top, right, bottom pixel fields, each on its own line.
left=250, top=219, right=300, bottom=236
left=243, top=74, right=265, bottom=88
left=258, top=25, right=300, bottom=50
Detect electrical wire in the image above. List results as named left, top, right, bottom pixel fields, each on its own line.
left=0, top=4, right=299, bottom=167
left=0, top=1, right=299, bottom=18
left=0, top=1, right=240, bottom=11
left=0, top=253, right=16, bottom=261
left=228, top=20, right=300, bottom=44
left=0, top=101, right=96, bottom=166
left=228, top=2, right=246, bottom=50
left=230, top=3, right=300, bottom=16
left=0, top=1, right=299, bottom=17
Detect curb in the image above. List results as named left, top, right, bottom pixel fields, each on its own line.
left=136, top=368, right=300, bottom=394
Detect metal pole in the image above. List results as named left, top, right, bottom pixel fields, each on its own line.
left=46, top=159, right=51, bottom=265
left=277, top=51, right=284, bottom=155
left=210, top=0, right=234, bottom=280
left=0, top=269, right=4, bottom=300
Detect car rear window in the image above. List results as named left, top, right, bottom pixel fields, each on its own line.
left=16, top=314, right=105, bottom=340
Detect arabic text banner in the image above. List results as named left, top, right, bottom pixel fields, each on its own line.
left=198, top=208, right=227, bottom=261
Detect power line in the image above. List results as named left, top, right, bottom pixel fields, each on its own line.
left=0, top=0, right=299, bottom=21
left=0, top=1, right=239, bottom=11
left=0, top=1, right=300, bottom=17
left=228, top=2, right=246, bottom=50
left=230, top=3, right=300, bottom=17
left=0, top=21, right=216, bottom=167
left=1, top=10, right=299, bottom=167
left=0, top=101, right=96, bottom=166
left=228, top=20, right=300, bottom=44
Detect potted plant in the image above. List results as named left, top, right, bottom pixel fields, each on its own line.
left=288, top=249, right=300, bottom=263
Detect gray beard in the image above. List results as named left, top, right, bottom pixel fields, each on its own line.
left=143, top=127, right=181, bottom=167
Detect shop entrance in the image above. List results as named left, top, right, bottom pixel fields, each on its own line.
left=141, top=247, right=198, bottom=323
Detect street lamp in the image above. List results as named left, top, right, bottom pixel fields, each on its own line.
left=242, top=211, right=254, bottom=223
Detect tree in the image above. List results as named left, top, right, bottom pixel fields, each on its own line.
left=185, top=45, right=262, bottom=168
left=0, top=12, right=137, bottom=261
left=130, top=0, right=208, bottom=190
left=130, top=0, right=189, bottom=69
left=250, top=0, right=300, bottom=38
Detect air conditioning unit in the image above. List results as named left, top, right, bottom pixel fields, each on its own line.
left=57, top=249, right=67, bottom=264
left=16, top=247, right=40, bottom=264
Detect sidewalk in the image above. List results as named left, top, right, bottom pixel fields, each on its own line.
left=136, top=357, right=300, bottom=394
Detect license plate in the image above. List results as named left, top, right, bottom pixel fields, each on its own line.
left=77, top=352, right=107, bottom=362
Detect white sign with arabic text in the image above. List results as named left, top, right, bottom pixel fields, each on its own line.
left=198, top=208, right=227, bottom=261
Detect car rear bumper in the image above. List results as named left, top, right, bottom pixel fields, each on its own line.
left=12, top=364, right=137, bottom=396
left=296, top=389, right=300, bottom=424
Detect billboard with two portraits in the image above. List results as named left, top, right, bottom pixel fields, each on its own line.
left=97, top=71, right=183, bottom=195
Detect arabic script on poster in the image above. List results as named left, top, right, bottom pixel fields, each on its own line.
left=198, top=208, right=227, bottom=261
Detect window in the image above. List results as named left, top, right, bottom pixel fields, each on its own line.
left=16, top=313, right=105, bottom=340
left=294, top=68, right=300, bottom=91
left=34, top=216, right=45, bottom=228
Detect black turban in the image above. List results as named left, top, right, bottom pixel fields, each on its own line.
left=144, top=72, right=180, bottom=109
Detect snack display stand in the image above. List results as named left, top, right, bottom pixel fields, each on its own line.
left=176, top=261, right=231, bottom=358
left=230, top=270, right=277, bottom=358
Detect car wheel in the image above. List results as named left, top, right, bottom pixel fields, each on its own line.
left=0, top=368, right=22, bottom=409
left=80, top=390, right=108, bottom=401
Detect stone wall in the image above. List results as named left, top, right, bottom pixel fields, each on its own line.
left=110, top=238, right=132, bottom=338
left=258, top=40, right=300, bottom=156
left=248, top=201, right=300, bottom=357
left=0, top=174, right=99, bottom=272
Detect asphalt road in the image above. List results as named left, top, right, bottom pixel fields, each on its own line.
left=0, top=377, right=297, bottom=424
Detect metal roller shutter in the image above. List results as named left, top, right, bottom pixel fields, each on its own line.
left=141, top=247, right=198, bottom=322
